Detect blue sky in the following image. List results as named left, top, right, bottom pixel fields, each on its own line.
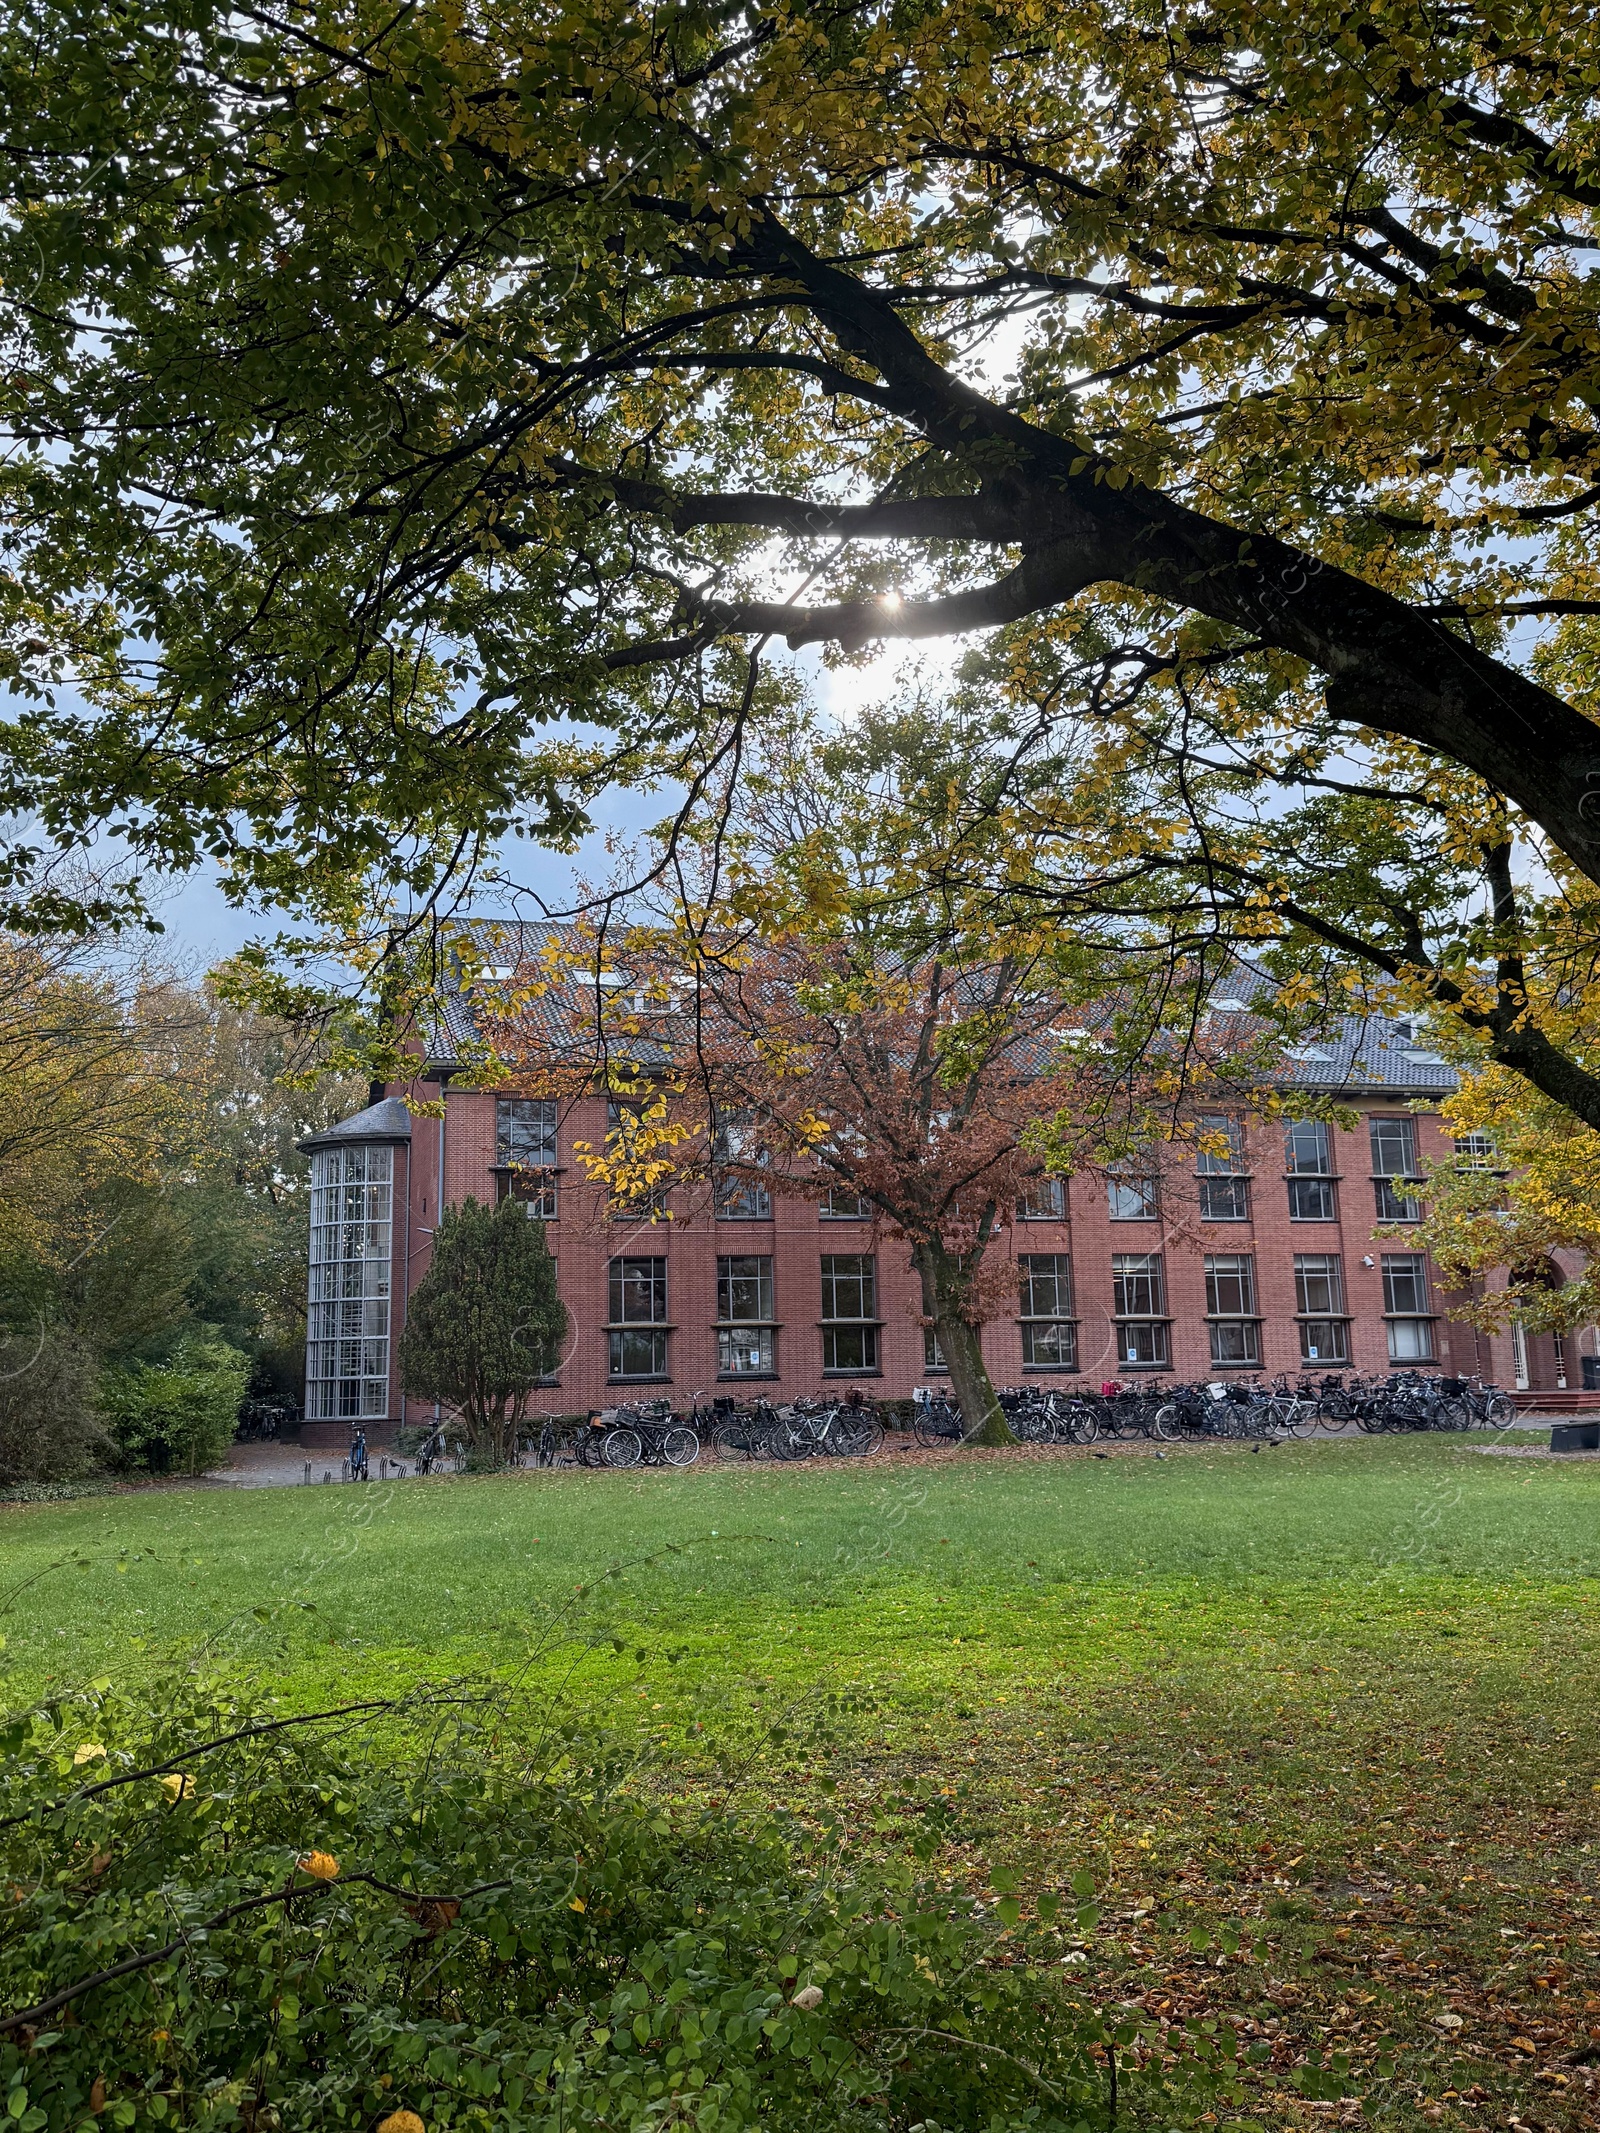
left=141, top=638, right=948, bottom=968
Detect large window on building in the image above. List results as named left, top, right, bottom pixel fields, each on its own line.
left=1370, top=1115, right=1422, bottom=1221
left=306, top=1145, right=394, bottom=1420
left=1106, top=1167, right=1159, bottom=1221
left=713, top=1110, right=772, bottom=1219
left=1453, top=1130, right=1497, bottom=1169
left=1382, top=1252, right=1434, bottom=1361
left=716, top=1254, right=777, bottom=1375
left=607, top=1256, right=669, bottom=1378
left=495, top=1097, right=558, bottom=1218
left=497, top=1097, right=557, bottom=1166
left=1112, top=1252, right=1169, bottom=1367
left=1019, top=1254, right=1078, bottom=1369
left=1196, top=1114, right=1250, bottom=1221
left=1016, top=1175, right=1068, bottom=1221
left=821, top=1254, right=879, bottom=1372
left=1204, top=1253, right=1260, bottom=1365
left=1283, top=1118, right=1337, bottom=1221
left=1293, top=1253, right=1349, bottom=1363
left=819, top=1184, right=871, bottom=1220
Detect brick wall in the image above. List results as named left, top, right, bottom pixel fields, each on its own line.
left=350, top=1079, right=1537, bottom=1427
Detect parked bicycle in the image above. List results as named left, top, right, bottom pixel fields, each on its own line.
left=776, top=1394, right=886, bottom=1459
left=912, top=1388, right=966, bottom=1445
left=578, top=1400, right=700, bottom=1468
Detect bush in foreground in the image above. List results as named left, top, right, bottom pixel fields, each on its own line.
left=0, top=1681, right=1239, bottom=2132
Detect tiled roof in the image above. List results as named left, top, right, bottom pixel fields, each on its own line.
left=298, top=1095, right=415, bottom=1153
left=1275, top=1019, right=1458, bottom=1095
left=416, top=920, right=1460, bottom=1099
left=423, top=918, right=678, bottom=1070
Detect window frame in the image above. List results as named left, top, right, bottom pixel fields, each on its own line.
left=712, top=1109, right=773, bottom=1219
left=717, top=1253, right=775, bottom=1325
left=717, top=1326, right=777, bottom=1377
left=1287, top=1175, right=1338, bottom=1222
left=1453, top=1130, right=1497, bottom=1169
left=1381, top=1251, right=1434, bottom=1363
left=1112, top=1252, right=1166, bottom=1319
left=1283, top=1119, right=1333, bottom=1175
left=1198, top=1174, right=1251, bottom=1221
left=1298, top=1319, right=1350, bottom=1364
left=608, top=1255, right=669, bottom=1325
left=607, top=1327, right=671, bottom=1380
left=715, top=1256, right=779, bottom=1378
left=1111, top=1252, right=1169, bottom=1369
left=1195, top=1114, right=1246, bottom=1174
left=1204, top=1252, right=1258, bottom=1318
left=1380, top=1252, right=1430, bottom=1316
left=1370, top=1115, right=1423, bottom=1222
left=1207, top=1319, right=1261, bottom=1367
left=819, top=1253, right=881, bottom=1375
left=1107, top=1174, right=1160, bottom=1221
left=305, top=1144, right=395, bottom=1421
left=1385, top=1317, right=1436, bottom=1364
left=495, top=1096, right=559, bottom=1167
left=1016, top=1174, right=1068, bottom=1222
left=819, top=1184, right=871, bottom=1221
left=1017, top=1253, right=1078, bottom=1372
left=1283, top=1119, right=1338, bottom=1221
left=1115, top=1320, right=1171, bottom=1369
left=1203, top=1252, right=1260, bottom=1368
left=1293, top=1252, right=1346, bottom=1317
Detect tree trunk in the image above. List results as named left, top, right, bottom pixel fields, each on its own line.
left=913, top=1241, right=1015, bottom=1447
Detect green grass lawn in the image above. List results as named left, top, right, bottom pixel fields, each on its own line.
left=4, top=1434, right=1599, bottom=2128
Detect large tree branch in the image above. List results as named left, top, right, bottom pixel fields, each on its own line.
left=589, top=469, right=1021, bottom=543
left=566, top=213, right=1600, bottom=891
left=694, top=540, right=1098, bottom=652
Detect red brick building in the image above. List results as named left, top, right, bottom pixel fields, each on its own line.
left=297, top=963, right=1582, bottom=1445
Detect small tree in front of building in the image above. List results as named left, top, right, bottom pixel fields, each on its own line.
left=399, top=1195, right=566, bottom=1467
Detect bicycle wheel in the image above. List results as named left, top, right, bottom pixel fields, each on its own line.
left=661, top=1426, right=700, bottom=1466
left=602, top=1426, right=643, bottom=1468
left=1485, top=1393, right=1516, bottom=1428
left=1152, top=1402, right=1186, bottom=1441
left=835, top=1415, right=884, bottom=1457
left=713, top=1419, right=753, bottom=1462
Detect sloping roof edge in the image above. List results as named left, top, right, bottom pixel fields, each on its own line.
left=297, top=1095, right=415, bottom=1155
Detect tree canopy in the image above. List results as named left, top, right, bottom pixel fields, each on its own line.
left=6, top=0, right=1600, bottom=1107
left=399, top=1195, right=567, bottom=1463
left=487, top=709, right=1255, bottom=1440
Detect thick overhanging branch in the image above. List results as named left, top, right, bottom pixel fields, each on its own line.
left=592, top=469, right=1023, bottom=544
left=692, top=538, right=1103, bottom=651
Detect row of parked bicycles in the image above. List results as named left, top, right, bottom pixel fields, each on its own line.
left=911, top=1372, right=1518, bottom=1446
left=565, top=1391, right=888, bottom=1469
left=477, top=1367, right=1519, bottom=1473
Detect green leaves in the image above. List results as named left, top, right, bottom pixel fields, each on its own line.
left=4, top=0, right=1600, bottom=987
left=6, top=1674, right=1209, bottom=2129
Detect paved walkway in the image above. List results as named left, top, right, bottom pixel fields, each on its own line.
left=213, top=1442, right=432, bottom=1488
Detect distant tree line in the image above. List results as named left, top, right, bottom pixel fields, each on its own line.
left=0, top=928, right=365, bottom=1485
